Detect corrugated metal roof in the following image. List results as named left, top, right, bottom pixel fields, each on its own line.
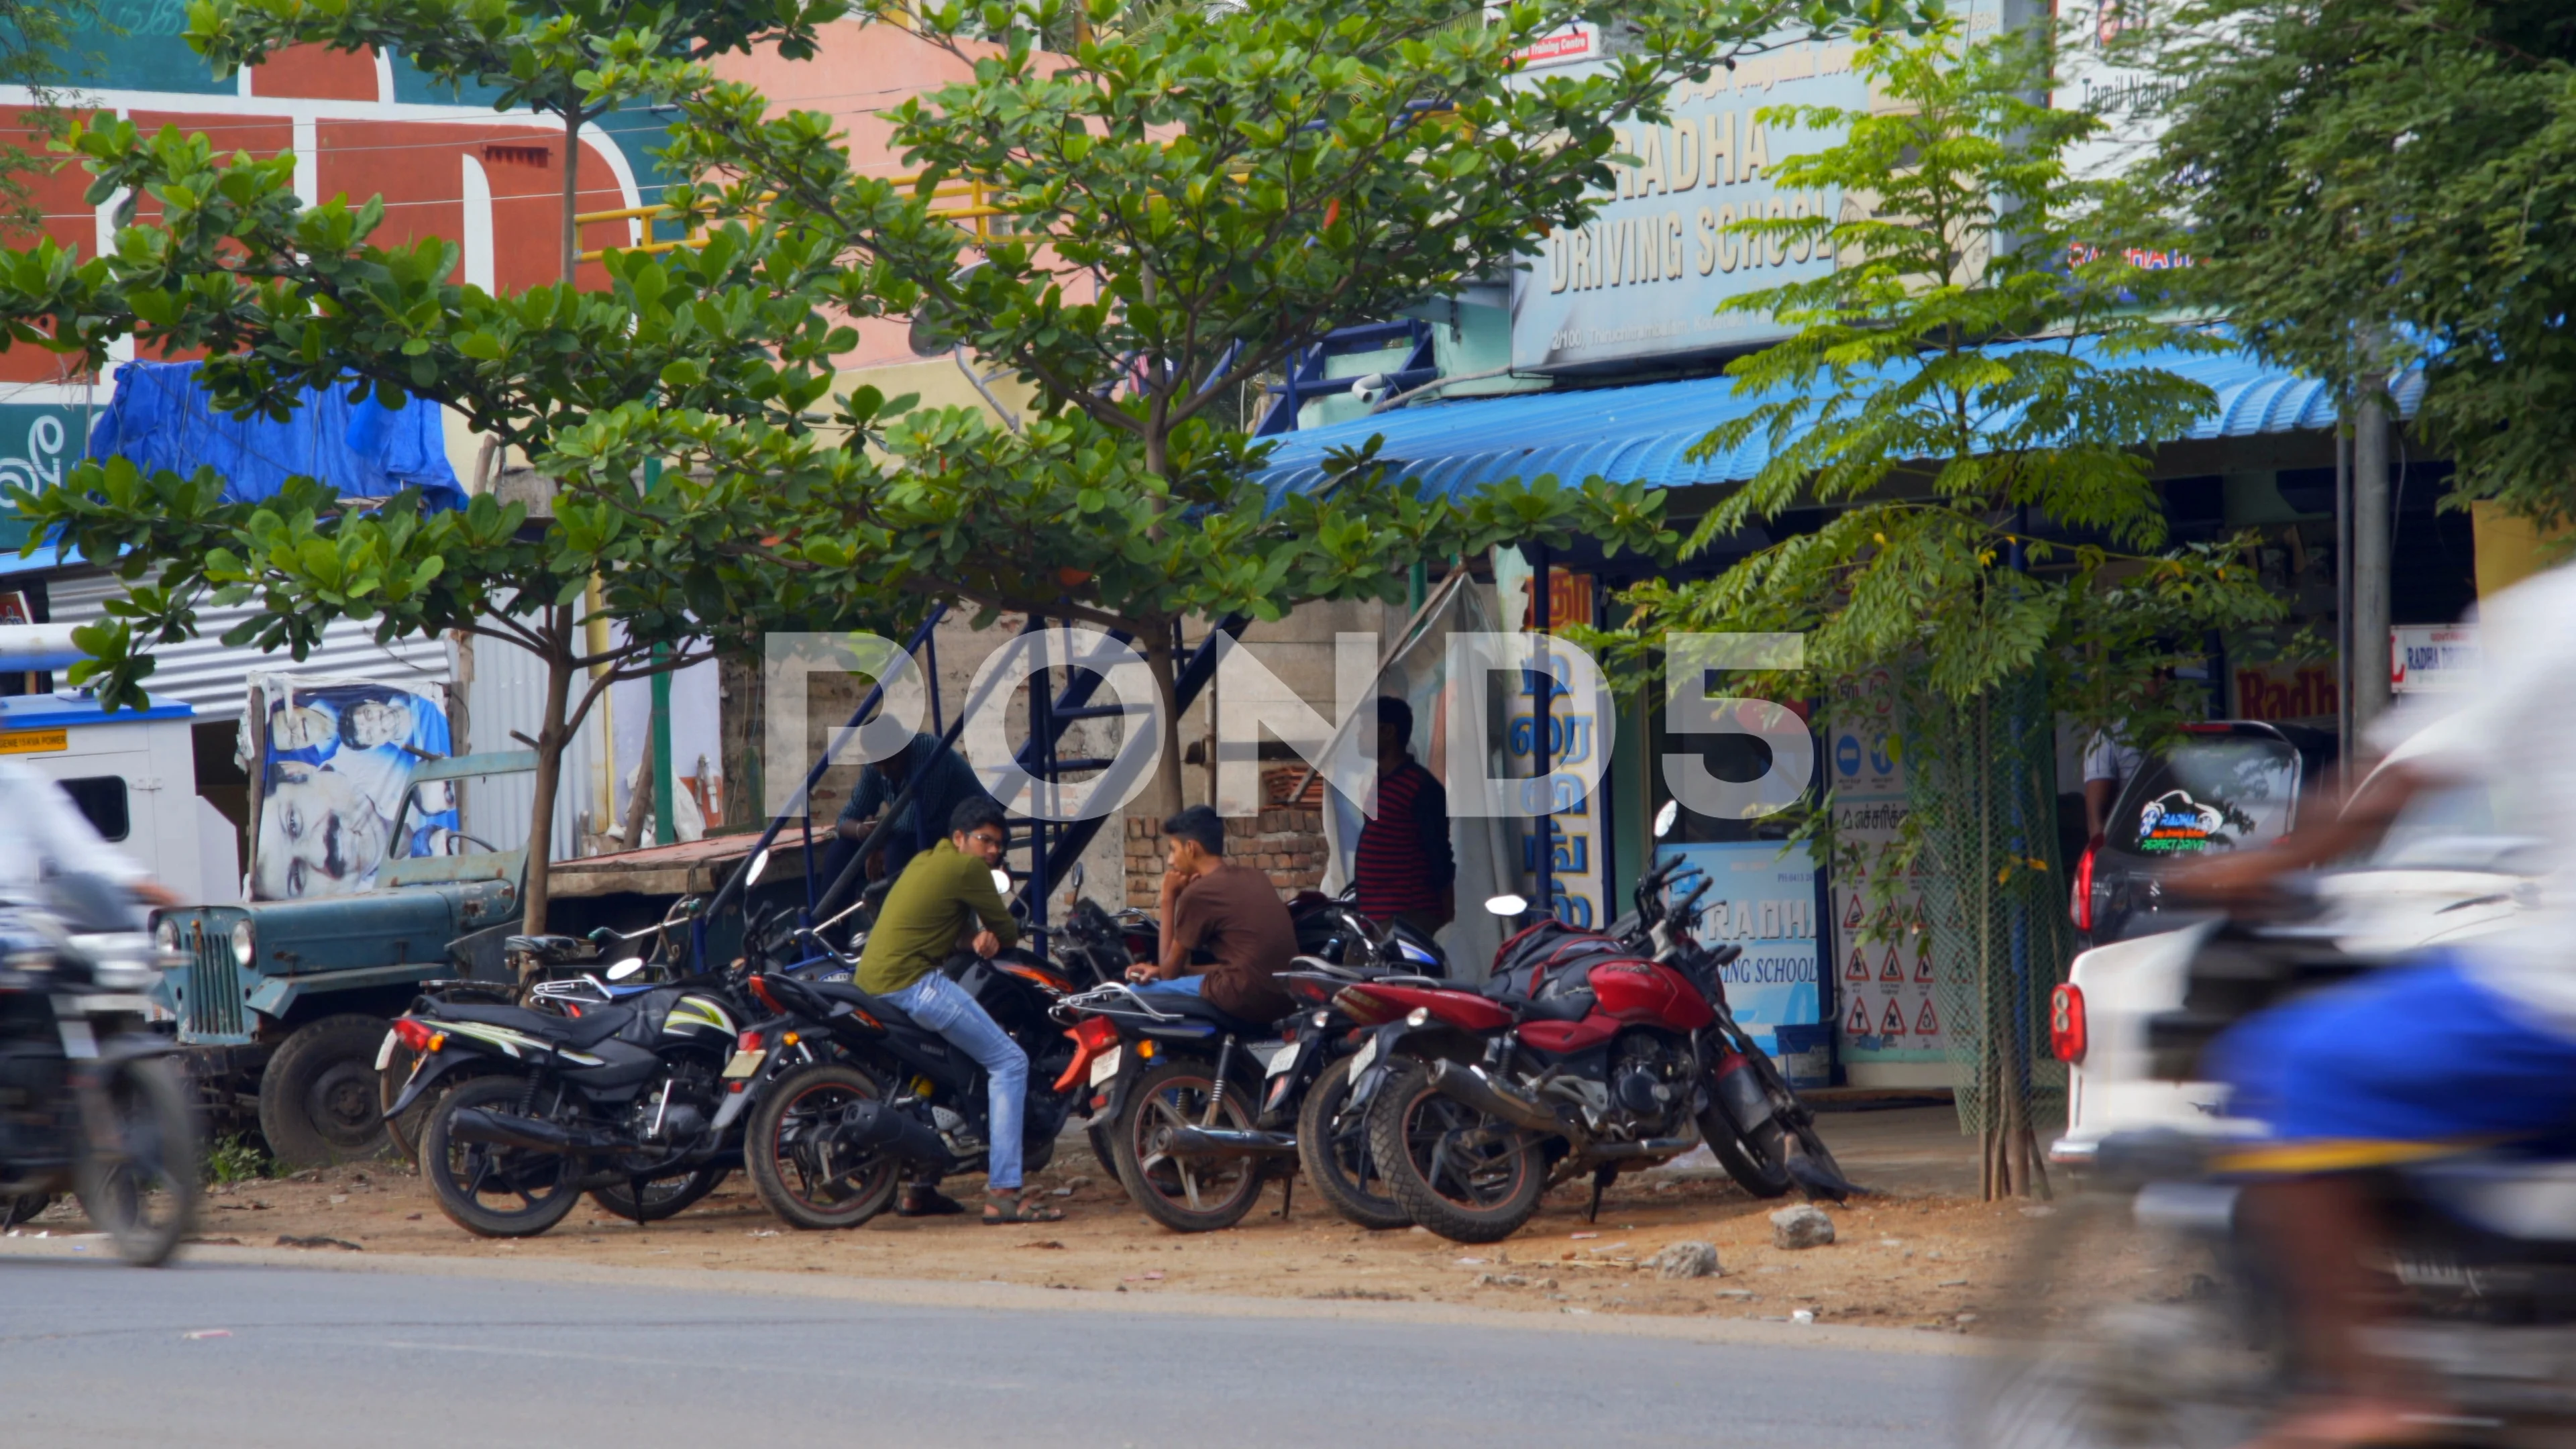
left=44, top=568, right=452, bottom=722
left=1256, top=339, right=2426, bottom=501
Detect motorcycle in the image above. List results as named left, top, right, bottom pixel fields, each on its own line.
left=0, top=873, right=201, bottom=1265
left=1346, top=814, right=1848, bottom=1243
left=1974, top=904, right=2576, bottom=1448
left=725, top=894, right=1095, bottom=1231
left=386, top=959, right=753, bottom=1238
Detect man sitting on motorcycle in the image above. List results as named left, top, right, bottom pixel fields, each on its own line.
left=1127, top=805, right=1297, bottom=1025
left=854, top=797, right=1062, bottom=1225
left=2179, top=564, right=2576, bottom=1449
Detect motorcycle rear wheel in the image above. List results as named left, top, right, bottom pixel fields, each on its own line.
left=419, top=1075, right=583, bottom=1238
left=1368, top=1065, right=1547, bottom=1244
left=1295, top=1053, right=1410, bottom=1230
left=73, top=1056, right=201, bottom=1267
left=745, top=1064, right=902, bottom=1230
left=1112, top=1059, right=1267, bottom=1234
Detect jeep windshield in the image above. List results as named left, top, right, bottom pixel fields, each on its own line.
left=2105, top=735, right=2302, bottom=861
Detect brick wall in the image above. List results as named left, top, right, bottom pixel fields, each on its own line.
left=1124, top=806, right=1328, bottom=906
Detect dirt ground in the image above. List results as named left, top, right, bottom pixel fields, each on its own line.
left=12, top=1104, right=2059, bottom=1333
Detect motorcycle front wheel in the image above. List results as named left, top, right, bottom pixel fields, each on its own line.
left=419, top=1075, right=583, bottom=1238
left=73, top=1056, right=201, bottom=1267
left=1295, top=1053, right=1410, bottom=1230
left=1367, top=1064, right=1547, bottom=1244
left=745, top=1064, right=902, bottom=1230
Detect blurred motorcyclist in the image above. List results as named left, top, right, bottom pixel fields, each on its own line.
left=0, top=758, right=178, bottom=911
left=2176, top=564, right=2576, bottom=1449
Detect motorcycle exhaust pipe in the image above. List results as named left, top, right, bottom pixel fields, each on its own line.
left=447, top=1107, right=616, bottom=1156
left=830, top=1099, right=955, bottom=1169
left=1427, top=1060, right=1576, bottom=1140
left=1163, top=1126, right=1299, bottom=1160
left=1585, top=1135, right=1697, bottom=1162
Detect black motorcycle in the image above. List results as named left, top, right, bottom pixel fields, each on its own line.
left=0, top=876, right=201, bottom=1265
left=387, top=966, right=751, bottom=1238
left=729, top=932, right=1091, bottom=1231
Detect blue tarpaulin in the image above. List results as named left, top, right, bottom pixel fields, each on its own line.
left=86, top=360, right=466, bottom=511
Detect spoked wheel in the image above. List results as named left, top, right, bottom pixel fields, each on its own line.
left=72, top=1057, right=201, bottom=1267
left=1111, top=1059, right=1265, bottom=1234
left=1969, top=1185, right=2272, bottom=1449
left=1295, top=1053, right=1410, bottom=1230
left=745, top=1065, right=901, bottom=1231
left=1366, top=1064, right=1546, bottom=1244
left=419, top=1075, right=582, bottom=1238
left=588, top=1164, right=729, bottom=1223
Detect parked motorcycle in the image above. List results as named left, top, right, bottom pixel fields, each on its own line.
left=1347, top=814, right=1848, bottom=1242
left=727, top=907, right=1093, bottom=1231
left=0, top=874, right=201, bottom=1265
left=1056, top=978, right=1292, bottom=1233
left=1975, top=906, right=2576, bottom=1448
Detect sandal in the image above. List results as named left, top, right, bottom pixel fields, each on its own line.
left=982, top=1190, right=1066, bottom=1225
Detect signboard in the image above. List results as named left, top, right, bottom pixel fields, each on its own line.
left=250, top=675, right=460, bottom=899
left=1507, top=647, right=1605, bottom=928
left=0, top=728, right=68, bottom=755
left=1654, top=841, right=1822, bottom=1065
left=2392, top=624, right=2479, bottom=695
left=1826, top=668, right=1950, bottom=1084
left=2231, top=660, right=2338, bottom=723
left=1507, top=3, right=2002, bottom=372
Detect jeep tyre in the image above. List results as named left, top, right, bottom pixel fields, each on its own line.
left=258, top=1015, right=393, bottom=1167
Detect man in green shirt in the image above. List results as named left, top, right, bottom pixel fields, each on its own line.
left=855, top=798, right=1059, bottom=1224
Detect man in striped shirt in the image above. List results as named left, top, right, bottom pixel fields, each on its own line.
left=1354, top=696, right=1454, bottom=935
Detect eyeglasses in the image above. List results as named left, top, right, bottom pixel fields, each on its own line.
left=967, top=830, right=1006, bottom=848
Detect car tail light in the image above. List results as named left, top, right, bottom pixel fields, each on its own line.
left=2070, top=841, right=2098, bottom=934
left=392, top=1017, right=438, bottom=1053
left=2049, top=983, right=2088, bottom=1064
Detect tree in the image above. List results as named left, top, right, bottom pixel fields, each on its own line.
left=182, top=0, right=846, bottom=279
left=1605, top=26, right=2284, bottom=1196
left=2124, top=0, right=2576, bottom=527
left=0, top=0, right=96, bottom=229
left=0, top=119, right=896, bottom=929
left=637, top=0, right=1944, bottom=815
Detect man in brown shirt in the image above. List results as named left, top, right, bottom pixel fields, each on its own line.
left=1125, top=805, right=1297, bottom=1024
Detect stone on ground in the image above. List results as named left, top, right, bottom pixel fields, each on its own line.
left=1644, top=1240, right=1720, bottom=1279
left=1770, top=1204, right=1835, bottom=1250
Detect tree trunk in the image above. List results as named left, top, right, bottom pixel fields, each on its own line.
left=521, top=639, right=577, bottom=937
left=620, top=734, right=655, bottom=851
left=719, top=647, right=764, bottom=829
left=1139, top=619, right=1185, bottom=818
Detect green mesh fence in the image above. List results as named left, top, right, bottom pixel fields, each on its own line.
left=1902, top=669, right=2071, bottom=1199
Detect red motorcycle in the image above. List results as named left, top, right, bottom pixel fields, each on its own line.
left=1346, top=867, right=1849, bottom=1244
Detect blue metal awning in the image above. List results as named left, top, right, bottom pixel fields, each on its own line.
left=1255, top=339, right=2423, bottom=502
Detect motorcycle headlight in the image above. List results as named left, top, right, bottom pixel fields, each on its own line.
left=231, top=919, right=255, bottom=969
left=154, top=918, right=179, bottom=953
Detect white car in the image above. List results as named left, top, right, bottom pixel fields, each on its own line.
left=2049, top=718, right=2536, bottom=1166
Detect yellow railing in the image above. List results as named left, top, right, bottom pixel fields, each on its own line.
left=572, top=173, right=1012, bottom=263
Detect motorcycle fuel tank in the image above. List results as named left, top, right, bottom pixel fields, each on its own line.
left=1585, top=961, right=1714, bottom=1031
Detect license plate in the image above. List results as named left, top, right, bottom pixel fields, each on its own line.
left=1265, top=1040, right=1302, bottom=1079
left=374, top=1029, right=398, bottom=1071
left=1088, top=1045, right=1122, bottom=1087
left=1349, top=1036, right=1377, bottom=1078
left=722, top=1048, right=767, bottom=1079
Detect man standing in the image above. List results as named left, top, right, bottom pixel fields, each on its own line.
left=854, top=797, right=1060, bottom=1225
left=831, top=730, right=999, bottom=891
left=1128, top=805, right=1297, bottom=1025
left=1352, top=696, right=1454, bottom=934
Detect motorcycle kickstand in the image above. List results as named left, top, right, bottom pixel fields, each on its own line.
left=1585, top=1165, right=1615, bottom=1224
left=628, top=1175, right=648, bottom=1227
left=1277, top=1171, right=1294, bottom=1221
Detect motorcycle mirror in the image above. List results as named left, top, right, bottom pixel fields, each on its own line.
left=743, top=847, right=771, bottom=887
left=1654, top=800, right=1680, bottom=839
left=992, top=868, right=1014, bottom=898
left=605, top=957, right=645, bottom=981
left=1485, top=893, right=1529, bottom=917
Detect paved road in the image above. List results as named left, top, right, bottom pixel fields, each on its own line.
left=2, top=1254, right=1964, bottom=1448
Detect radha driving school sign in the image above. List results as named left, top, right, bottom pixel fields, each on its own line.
left=1505, top=3, right=2003, bottom=372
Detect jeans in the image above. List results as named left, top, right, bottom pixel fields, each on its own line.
left=1134, top=975, right=1204, bottom=996
left=885, top=969, right=1029, bottom=1191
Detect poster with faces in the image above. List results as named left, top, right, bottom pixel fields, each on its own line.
left=250, top=675, right=457, bottom=900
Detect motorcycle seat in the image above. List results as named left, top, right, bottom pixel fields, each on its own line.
left=1515, top=989, right=1596, bottom=1024
left=1133, top=989, right=1271, bottom=1035
left=805, top=979, right=921, bottom=1032
left=434, top=1000, right=637, bottom=1052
